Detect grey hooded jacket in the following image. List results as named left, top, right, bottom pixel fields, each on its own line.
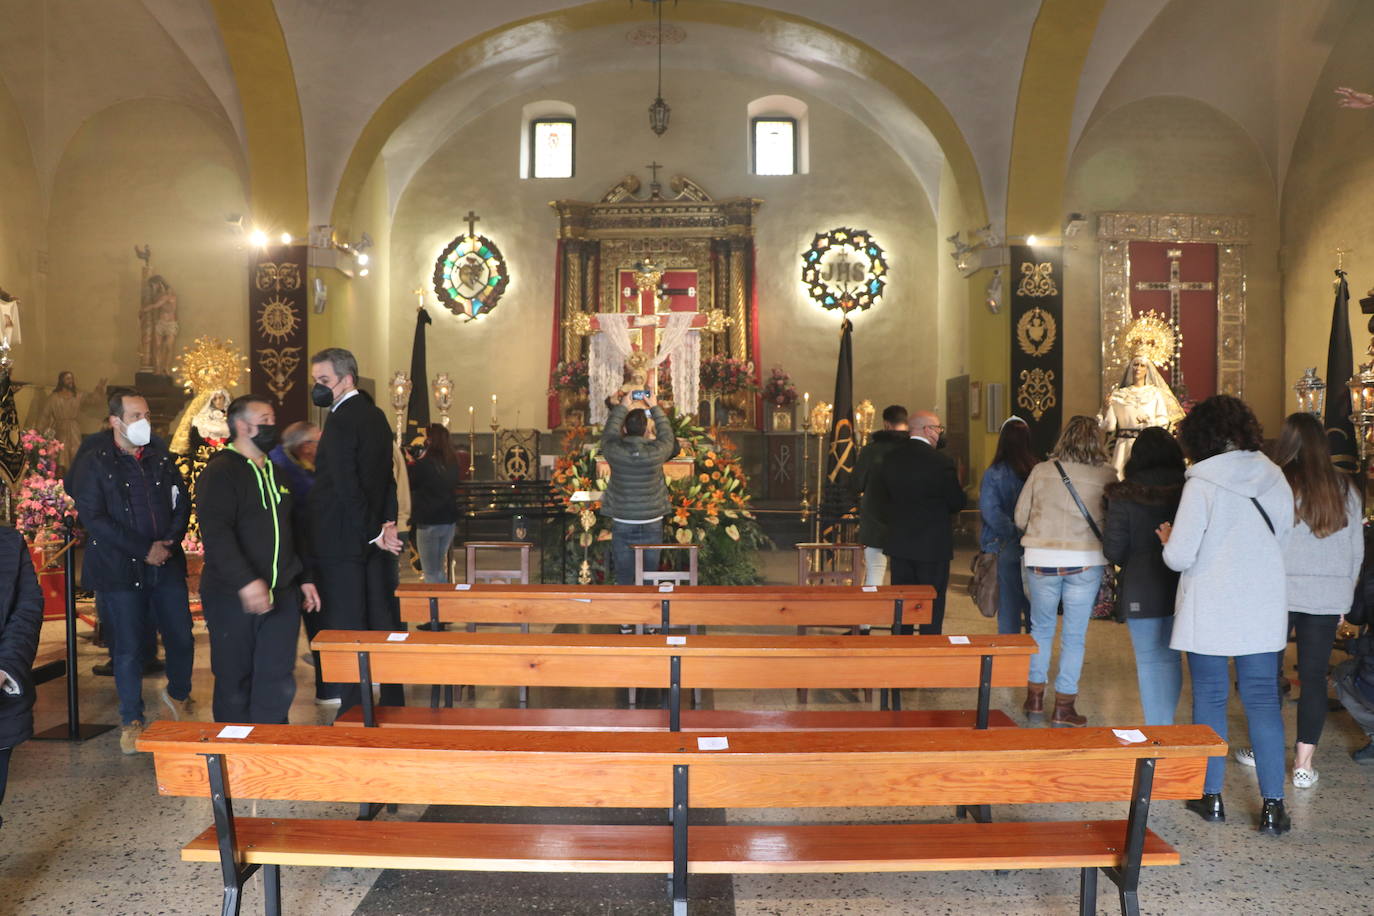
left=1163, top=449, right=1293, bottom=656
left=599, top=404, right=675, bottom=522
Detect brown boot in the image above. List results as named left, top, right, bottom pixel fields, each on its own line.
left=1051, top=693, right=1087, bottom=727
left=1023, top=682, right=1046, bottom=719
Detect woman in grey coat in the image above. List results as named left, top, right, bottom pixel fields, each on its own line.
left=1232, top=413, right=1362, bottom=789
left=1159, top=395, right=1294, bottom=835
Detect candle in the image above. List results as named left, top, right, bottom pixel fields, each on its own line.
left=491, top=393, right=498, bottom=426
left=468, top=405, right=475, bottom=432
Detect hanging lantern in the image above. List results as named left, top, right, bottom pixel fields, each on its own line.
left=1293, top=368, right=1326, bottom=417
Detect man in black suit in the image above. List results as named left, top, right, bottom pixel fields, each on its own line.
left=308, top=348, right=404, bottom=713
left=872, top=409, right=967, bottom=635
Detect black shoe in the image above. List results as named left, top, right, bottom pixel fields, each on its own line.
left=92, top=661, right=114, bottom=677
left=143, top=658, right=165, bottom=675
left=1185, top=793, right=1225, bottom=822
left=1352, top=742, right=1374, bottom=764
left=1258, top=798, right=1291, bottom=836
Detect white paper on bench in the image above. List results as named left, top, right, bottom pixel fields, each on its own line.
left=697, top=736, right=729, bottom=750
left=862, top=585, right=878, bottom=592
left=948, top=635, right=971, bottom=644
left=1113, top=729, right=1147, bottom=744
left=387, top=633, right=409, bottom=642
left=217, top=726, right=254, bottom=739
left=658, top=584, right=674, bottom=592
left=666, top=636, right=686, bottom=645
left=570, top=598, right=592, bottom=603
left=454, top=583, right=471, bottom=590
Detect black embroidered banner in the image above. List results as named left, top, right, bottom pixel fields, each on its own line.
left=249, top=244, right=309, bottom=427
left=1008, top=245, right=1063, bottom=457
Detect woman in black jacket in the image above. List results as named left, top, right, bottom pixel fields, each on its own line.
left=0, top=526, right=44, bottom=830
left=409, top=424, right=462, bottom=583
left=1102, top=426, right=1185, bottom=725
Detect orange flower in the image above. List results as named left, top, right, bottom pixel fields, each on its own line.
left=699, top=473, right=710, bottom=483
left=711, top=471, right=721, bottom=480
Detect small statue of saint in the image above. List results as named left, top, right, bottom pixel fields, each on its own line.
left=136, top=245, right=179, bottom=376
left=1100, top=353, right=1185, bottom=474
left=619, top=348, right=652, bottom=396
left=41, top=371, right=107, bottom=472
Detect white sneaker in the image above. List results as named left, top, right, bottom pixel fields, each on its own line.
left=160, top=688, right=197, bottom=721
left=1233, top=746, right=1256, bottom=767
left=1292, top=767, right=1318, bottom=788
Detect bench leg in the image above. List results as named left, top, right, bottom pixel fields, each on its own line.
left=263, top=864, right=282, bottom=916
left=1117, top=888, right=1139, bottom=916
left=1079, top=867, right=1097, bottom=916
left=220, top=883, right=243, bottom=916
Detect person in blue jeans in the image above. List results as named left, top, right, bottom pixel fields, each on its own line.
left=1013, top=416, right=1116, bottom=726
left=408, top=424, right=463, bottom=584
left=1102, top=427, right=1185, bottom=725
left=978, top=416, right=1036, bottom=634
left=1160, top=395, right=1293, bottom=835
left=70, top=389, right=195, bottom=755
left=600, top=391, right=675, bottom=587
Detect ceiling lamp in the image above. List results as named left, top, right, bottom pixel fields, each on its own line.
left=648, top=0, right=671, bottom=136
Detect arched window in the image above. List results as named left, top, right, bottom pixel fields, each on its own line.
left=747, top=95, right=808, bottom=176
left=520, top=101, right=576, bottom=179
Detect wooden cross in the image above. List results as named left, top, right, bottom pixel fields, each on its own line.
left=1134, top=248, right=1213, bottom=393
left=464, top=210, right=481, bottom=238
left=645, top=161, right=663, bottom=185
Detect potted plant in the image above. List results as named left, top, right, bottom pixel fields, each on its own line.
left=548, top=359, right=590, bottom=427
left=761, top=367, right=798, bottom=431
left=699, top=355, right=757, bottom=427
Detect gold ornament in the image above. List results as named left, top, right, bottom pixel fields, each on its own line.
left=1016, top=307, right=1058, bottom=357
left=1017, top=368, right=1057, bottom=421
left=1114, top=311, right=1177, bottom=370
left=1016, top=261, right=1058, bottom=297
left=256, top=297, right=301, bottom=343
left=702, top=308, right=733, bottom=334
left=565, top=311, right=593, bottom=336
left=172, top=336, right=248, bottom=395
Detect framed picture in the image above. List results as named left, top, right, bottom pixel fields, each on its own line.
left=970, top=381, right=983, bottom=420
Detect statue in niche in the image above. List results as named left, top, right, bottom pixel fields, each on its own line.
left=136, top=245, right=179, bottom=376
left=41, top=370, right=107, bottom=472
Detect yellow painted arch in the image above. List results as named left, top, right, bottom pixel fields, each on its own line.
left=329, top=0, right=988, bottom=233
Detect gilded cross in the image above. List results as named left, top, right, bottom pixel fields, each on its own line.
left=464, top=210, right=480, bottom=238
left=645, top=161, right=663, bottom=185
left=1134, top=248, right=1214, bottom=393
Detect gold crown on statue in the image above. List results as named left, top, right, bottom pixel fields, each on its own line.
left=1114, top=311, right=1177, bottom=370
left=172, top=336, right=248, bottom=395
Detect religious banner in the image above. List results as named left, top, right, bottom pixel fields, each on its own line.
left=1324, top=270, right=1357, bottom=471
left=819, top=317, right=857, bottom=538
left=404, top=306, right=433, bottom=448
left=1009, top=244, right=1063, bottom=456
left=249, top=244, right=308, bottom=426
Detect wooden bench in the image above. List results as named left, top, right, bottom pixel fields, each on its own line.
left=314, top=630, right=1034, bottom=733
left=140, top=721, right=1226, bottom=916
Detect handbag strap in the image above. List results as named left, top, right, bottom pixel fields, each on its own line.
left=1251, top=497, right=1275, bottom=535
left=1054, top=460, right=1104, bottom=543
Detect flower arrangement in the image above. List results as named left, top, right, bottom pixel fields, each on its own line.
left=548, top=359, right=590, bottom=396
left=699, top=355, right=757, bottom=396
left=21, top=429, right=63, bottom=479
left=761, top=367, right=797, bottom=407
left=15, top=475, right=75, bottom=540
left=181, top=533, right=205, bottom=556
left=545, top=414, right=769, bottom=585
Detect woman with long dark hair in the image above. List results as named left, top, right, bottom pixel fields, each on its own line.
left=1232, top=413, right=1362, bottom=789
left=1160, top=395, right=1293, bottom=834
left=1103, top=427, right=1185, bottom=725
left=1014, top=415, right=1116, bottom=726
left=408, top=424, right=461, bottom=584
left=978, top=416, right=1036, bottom=633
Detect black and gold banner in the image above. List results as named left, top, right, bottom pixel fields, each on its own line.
left=1008, top=245, right=1063, bottom=457
left=249, top=244, right=309, bottom=426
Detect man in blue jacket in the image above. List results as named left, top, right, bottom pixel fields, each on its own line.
left=70, top=389, right=195, bottom=753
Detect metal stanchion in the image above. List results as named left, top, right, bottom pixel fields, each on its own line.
left=33, top=523, right=116, bottom=741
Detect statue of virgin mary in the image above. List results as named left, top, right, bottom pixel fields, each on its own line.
left=1099, top=313, right=1186, bottom=474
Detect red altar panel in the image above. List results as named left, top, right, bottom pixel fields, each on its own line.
left=1129, top=242, right=1218, bottom=402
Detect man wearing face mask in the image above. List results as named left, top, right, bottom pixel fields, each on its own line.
left=872, top=409, right=967, bottom=635
left=306, top=348, right=404, bottom=715
left=71, top=389, right=195, bottom=753
left=196, top=396, right=320, bottom=723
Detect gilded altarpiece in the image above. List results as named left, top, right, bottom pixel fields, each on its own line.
left=1098, top=212, right=1248, bottom=401
left=549, top=174, right=761, bottom=428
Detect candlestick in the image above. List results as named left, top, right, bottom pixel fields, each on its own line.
left=467, top=405, right=476, bottom=479
left=432, top=372, right=453, bottom=429
left=490, top=393, right=498, bottom=427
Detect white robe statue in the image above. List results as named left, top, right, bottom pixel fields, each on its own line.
left=589, top=312, right=699, bottom=425
left=1099, top=356, right=1186, bottom=474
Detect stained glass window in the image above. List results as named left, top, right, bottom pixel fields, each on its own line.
left=530, top=118, right=575, bottom=179
left=753, top=118, right=796, bottom=176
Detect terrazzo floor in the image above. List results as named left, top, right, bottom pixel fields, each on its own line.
left=1, top=548, right=1372, bottom=915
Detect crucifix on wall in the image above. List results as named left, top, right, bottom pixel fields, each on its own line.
left=1131, top=244, right=1217, bottom=401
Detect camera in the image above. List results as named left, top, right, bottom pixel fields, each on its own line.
left=631, top=389, right=651, bottom=401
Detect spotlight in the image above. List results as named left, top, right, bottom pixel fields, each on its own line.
left=280, top=232, right=293, bottom=245
left=356, top=253, right=369, bottom=266
left=1025, top=234, right=1039, bottom=246
left=249, top=229, right=268, bottom=248
left=358, top=267, right=370, bottom=278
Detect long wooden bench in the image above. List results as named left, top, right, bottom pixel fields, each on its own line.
left=314, top=630, right=1035, bottom=732
left=140, top=721, right=1226, bottom=916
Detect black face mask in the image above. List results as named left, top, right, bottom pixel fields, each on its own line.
left=251, top=423, right=280, bottom=453
left=311, top=383, right=334, bottom=408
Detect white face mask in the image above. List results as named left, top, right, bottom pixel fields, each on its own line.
left=123, top=418, right=152, bottom=447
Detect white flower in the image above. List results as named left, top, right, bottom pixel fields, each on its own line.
left=725, top=525, right=740, bottom=541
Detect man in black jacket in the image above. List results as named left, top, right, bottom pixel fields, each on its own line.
left=853, top=404, right=908, bottom=587
left=307, top=348, right=403, bottom=713
left=197, top=395, right=320, bottom=724
left=873, top=409, right=967, bottom=634
left=0, top=526, right=43, bottom=829
left=70, top=389, right=194, bottom=753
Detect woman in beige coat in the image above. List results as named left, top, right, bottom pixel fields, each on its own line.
left=1013, top=416, right=1117, bottom=726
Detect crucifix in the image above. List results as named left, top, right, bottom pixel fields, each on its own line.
left=1134, top=247, right=1213, bottom=395
left=646, top=161, right=663, bottom=198
left=464, top=210, right=480, bottom=238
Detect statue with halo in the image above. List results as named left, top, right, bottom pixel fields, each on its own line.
left=1099, top=312, right=1186, bottom=474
